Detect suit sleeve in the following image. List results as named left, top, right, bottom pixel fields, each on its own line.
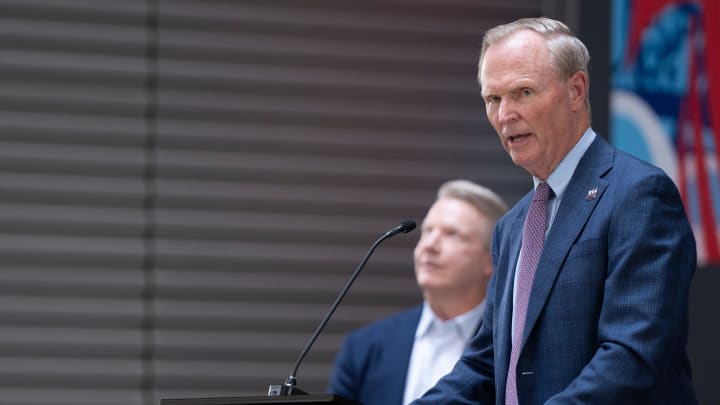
left=548, top=170, right=696, bottom=403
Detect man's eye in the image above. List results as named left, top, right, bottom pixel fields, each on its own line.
left=486, top=96, right=500, bottom=104
left=521, top=88, right=533, bottom=96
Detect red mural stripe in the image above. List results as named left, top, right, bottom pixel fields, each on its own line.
left=702, top=0, right=720, bottom=258
left=677, top=94, right=689, bottom=219
left=689, top=18, right=720, bottom=261
left=702, top=0, right=720, bottom=159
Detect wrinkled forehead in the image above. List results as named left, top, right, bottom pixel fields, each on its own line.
left=478, top=30, right=554, bottom=88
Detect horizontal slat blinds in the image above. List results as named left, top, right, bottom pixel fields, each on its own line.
left=0, top=0, right=555, bottom=404
left=151, top=1, right=536, bottom=402
left=0, top=0, right=148, bottom=404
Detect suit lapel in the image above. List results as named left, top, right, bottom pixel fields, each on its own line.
left=521, top=137, right=614, bottom=347
left=386, top=306, right=422, bottom=403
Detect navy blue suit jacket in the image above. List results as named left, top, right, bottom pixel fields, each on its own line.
left=328, top=305, right=422, bottom=405
left=413, top=136, right=697, bottom=404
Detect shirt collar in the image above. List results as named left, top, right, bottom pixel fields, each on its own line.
left=415, top=300, right=485, bottom=341
left=533, top=127, right=596, bottom=198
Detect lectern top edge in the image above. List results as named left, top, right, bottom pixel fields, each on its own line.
left=161, top=393, right=360, bottom=405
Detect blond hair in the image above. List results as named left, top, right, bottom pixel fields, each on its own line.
left=437, top=180, right=508, bottom=249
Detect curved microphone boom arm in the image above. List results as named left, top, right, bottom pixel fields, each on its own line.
left=275, top=220, right=416, bottom=396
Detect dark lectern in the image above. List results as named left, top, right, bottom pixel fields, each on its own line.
left=160, top=394, right=360, bottom=405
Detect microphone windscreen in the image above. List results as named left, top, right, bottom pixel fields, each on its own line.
left=399, top=220, right=416, bottom=233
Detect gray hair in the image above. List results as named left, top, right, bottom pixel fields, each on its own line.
left=437, top=180, right=508, bottom=249
left=478, top=17, right=591, bottom=112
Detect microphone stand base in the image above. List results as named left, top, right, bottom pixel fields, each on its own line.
left=267, top=384, right=309, bottom=396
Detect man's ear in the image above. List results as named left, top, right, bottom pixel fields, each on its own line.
left=568, top=70, right=588, bottom=112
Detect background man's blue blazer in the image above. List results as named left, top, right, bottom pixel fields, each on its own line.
left=329, top=306, right=484, bottom=405
left=328, top=305, right=421, bottom=405
left=414, top=136, right=697, bottom=404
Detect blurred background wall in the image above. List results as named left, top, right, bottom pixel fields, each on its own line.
left=0, top=1, right=715, bottom=405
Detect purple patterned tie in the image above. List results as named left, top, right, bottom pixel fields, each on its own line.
left=505, top=182, right=551, bottom=405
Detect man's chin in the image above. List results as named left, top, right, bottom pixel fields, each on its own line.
left=419, top=281, right=453, bottom=292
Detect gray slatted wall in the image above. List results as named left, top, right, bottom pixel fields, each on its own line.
left=0, top=1, right=556, bottom=404
left=0, top=1, right=148, bottom=404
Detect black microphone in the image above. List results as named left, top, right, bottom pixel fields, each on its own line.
left=382, top=220, right=417, bottom=238
left=269, top=220, right=416, bottom=396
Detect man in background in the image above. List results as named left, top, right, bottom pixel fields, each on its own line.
left=328, top=179, right=508, bottom=405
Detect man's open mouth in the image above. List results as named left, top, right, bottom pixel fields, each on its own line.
left=509, top=133, right=531, bottom=142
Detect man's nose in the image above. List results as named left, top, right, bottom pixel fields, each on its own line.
left=419, top=231, right=440, bottom=250
left=497, top=99, right=519, bottom=124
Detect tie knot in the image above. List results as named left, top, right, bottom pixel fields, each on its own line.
left=534, top=182, right=551, bottom=202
